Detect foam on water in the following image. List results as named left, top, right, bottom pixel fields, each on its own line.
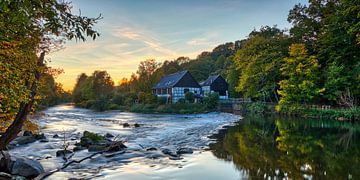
left=9, top=104, right=241, bottom=179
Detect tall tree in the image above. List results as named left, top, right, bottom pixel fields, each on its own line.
left=0, top=0, right=101, bottom=150
left=234, top=26, right=290, bottom=102
left=277, top=44, right=323, bottom=110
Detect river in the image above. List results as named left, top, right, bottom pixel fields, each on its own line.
left=9, top=104, right=360, bottom=179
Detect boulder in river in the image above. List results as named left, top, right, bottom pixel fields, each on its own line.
left=10, top=136, right=36, bottom=145
left=80, top=131, right=107, bottom=147
left=176, top=147, right=193, bottom=155
left=134, top=123, right=140, bottom=128
left=34, top=133, right=46, bottom=140
left=6, top=156, right=44, bottom=177
left=161, top=149, right=178, bottom=157
left=105, top=133, right=114, bottom=138
left=22, top=131, right=33, bottom=136
left=88, top=141, right=127, bottom=152
left=53, top=134, right=60, bottom=138
left=56, top=150, right=73, bottom=157
left=73, top=146, right=87, bottom=152
left=123, top=123, right=130, bottom=128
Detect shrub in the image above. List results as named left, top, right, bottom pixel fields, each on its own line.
left=204, top=92, right=219, bottom=110
left=248, top=102, right=268, bottom=114
left=185, top=92, right=195, bottom=103
left=177, top=98, right=186, bottom=104
left=157, top=96, right=167, bottom=105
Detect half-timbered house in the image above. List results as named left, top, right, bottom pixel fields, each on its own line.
left=152, top=70, right=201, bottom=103
left=200, top=75, right=229, bottom=99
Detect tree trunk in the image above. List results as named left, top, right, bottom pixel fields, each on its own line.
left=0, top=52, right=45, bottom=150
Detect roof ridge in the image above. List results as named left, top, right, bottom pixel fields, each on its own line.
left=171, top=70, right=188, bottom=86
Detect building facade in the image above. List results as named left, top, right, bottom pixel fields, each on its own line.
left=200, top=75, right=229, bottom=99
left=152, top=71, right=201, bottom=103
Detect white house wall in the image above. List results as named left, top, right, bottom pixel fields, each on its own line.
left=172, top=87, right=201, bottom=103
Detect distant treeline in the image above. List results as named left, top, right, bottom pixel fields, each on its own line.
left=72, top=0, right=359, bottom=113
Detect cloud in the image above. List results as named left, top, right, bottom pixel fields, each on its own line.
left=186, top=31, right=219, bottom=46
left=112, top=27, right=177, bottom=56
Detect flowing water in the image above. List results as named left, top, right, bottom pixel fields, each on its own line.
left=9, top=104, right=360, bottom=179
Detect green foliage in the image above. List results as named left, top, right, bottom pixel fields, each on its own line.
left=157, top=97, right=167, bottom=105
left=203, top=92, right=219, bottom=110
left=234, top=26, right=290, bottom=101
left=83, top=131, right=105, bottom=143
left=277, top=44, right=323, bottom=110
left=185, top=92, right=195, bottom=103
left=72, top=70, right=114, bottom=111
left=247, top=102, right=268, bottom=114
left=130, top=102, right=206, bottom=114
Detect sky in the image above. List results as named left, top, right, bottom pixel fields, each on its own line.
left=49, top=0, right=307, bottom=91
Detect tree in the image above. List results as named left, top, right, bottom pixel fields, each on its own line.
left=0, top=0, right=101, bottom=150
left=73, top=73, right=89, bottom=103
left=92, top=71, right=114, bottom=99
left=134, top=59, right=160, bottom=93
left=277, top=44, right=323, bottom=110
left=234, top=26, right=290, bottom=102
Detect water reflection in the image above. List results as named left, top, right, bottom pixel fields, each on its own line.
left=209, top=115, right=360, bottom=179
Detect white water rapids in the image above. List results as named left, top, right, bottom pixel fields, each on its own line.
left=9, top=104, right=243, bottom=179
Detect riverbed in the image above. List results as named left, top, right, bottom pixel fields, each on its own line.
left=9, top=104, right=243, bottom=179
left=9, top=104, right=360, bottom=179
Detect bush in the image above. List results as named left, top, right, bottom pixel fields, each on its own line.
left=157, top=97, right=167, bottom=105
left=185, top=92, right=195, bottom=103
left=248, top=102, right=268, bottom=114
left=177, top=98, right=186, bottom=104
left=203, top=92, right=219, bottom=110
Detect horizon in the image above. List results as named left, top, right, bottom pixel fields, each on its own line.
left=48, top=0, right=307, bottom=91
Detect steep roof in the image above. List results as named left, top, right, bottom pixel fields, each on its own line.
left=200, top=75, right=220, bottom=86
left=152, top=70, right=188, bottom=89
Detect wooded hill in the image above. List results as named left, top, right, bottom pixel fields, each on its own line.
left=72, top=0, right=359, bottom=112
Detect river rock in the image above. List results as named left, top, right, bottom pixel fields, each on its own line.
left=161, top=149, right=177, bottom=157
left=88, top=144, right=107, bottom=152
left=34, top=133, right=46, bottom=140
left=22, top=131, right=33, bottom=136
left=88, top=141, right=127, bottom=152
left=10, top=157, right=44, bottom=177
left=176, top=147, right=193, bottom=155
left=134, top=123, right=140, bottom=128
left=73, top=146, right=87, bottom=152
left=56, top=150, right=73, bottom=157
left=105, top=133, right=114, bottom=138
left=53, top=134, right=60, bottom=138
left=123, top=123, right=130, bottom=128
left=146, top=147, right=157, bottom=151
left=11, top=136, right=36, bottom=145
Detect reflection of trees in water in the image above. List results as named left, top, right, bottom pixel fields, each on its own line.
left=209, top=115, right=360, bottom=179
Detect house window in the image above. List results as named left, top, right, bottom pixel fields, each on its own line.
left=184, top=88, right=189, bottom=94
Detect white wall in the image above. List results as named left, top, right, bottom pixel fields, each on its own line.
left=172, top=87, right=201, bottom=103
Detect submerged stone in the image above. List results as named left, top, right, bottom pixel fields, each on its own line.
left=123, top=123, right=130, bottom=128
left=56, top=150, right=73, bottom=157
left=176, top=148, right=193, bottom=155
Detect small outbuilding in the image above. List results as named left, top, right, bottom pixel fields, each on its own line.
left=152, top=70, right=201, bottom=103
left=200, top=75, right=229, bottom=99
